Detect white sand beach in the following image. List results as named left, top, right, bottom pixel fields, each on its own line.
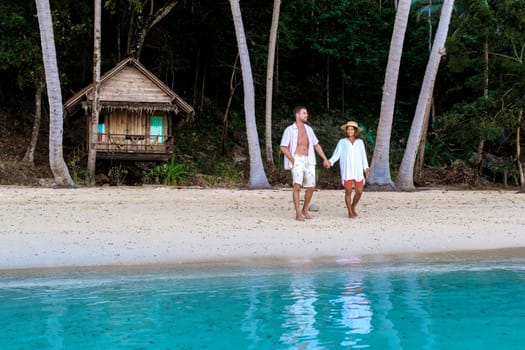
left=1, top=186, right=524, bottom=270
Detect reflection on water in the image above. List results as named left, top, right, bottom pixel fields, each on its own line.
left=1, top=258, right=525, bottom=349
left=331, top=269, right=372, bottom=347
left=280, top=266, right=320, bottom=348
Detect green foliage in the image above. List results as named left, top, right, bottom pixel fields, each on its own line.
left=147, top=157, right=192, bottom=186
left=193, top=162, right=243, bottom=187
left=273, top=143, right=284, bottom=169
left=104, top=0, right=144, bottom=14
left=108, top=165, right=128, bottom=186
left=67, top=154, right=89, bottom=185
left=228, top=111, right=245, bottom=135
left=424, top=138, right=455, bottom=166
left=4, top=0, right=525, bottom=189
left=484, top=156, right=519, bottom=186
left=360, top=125, right=376, bottom=147
left=432, top=0, right=525, bottom=176
left=0, top=1, right=88, bottom=90
left=214, top=161, right=243, bottom=183
left=434, top=96, right=505, bottom=161
left=0, top=2, right=41, bottom=86
left=305, top=0, right=393, bottom=103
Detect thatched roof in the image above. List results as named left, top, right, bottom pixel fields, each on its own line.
left=81, top=101, right=182, bottom=114
left=64, top=57, right=195, bottom=118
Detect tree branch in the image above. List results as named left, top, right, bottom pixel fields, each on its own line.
left=149, top=0, right=179, bottom=29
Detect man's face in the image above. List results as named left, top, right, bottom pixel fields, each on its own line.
left=297, top=108, right=308, bottom=123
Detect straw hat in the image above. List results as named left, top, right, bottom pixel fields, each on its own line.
left=340, top=121, right=362, bottom=132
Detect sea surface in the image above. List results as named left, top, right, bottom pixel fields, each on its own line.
left=1, top=257, right=524, bottom=349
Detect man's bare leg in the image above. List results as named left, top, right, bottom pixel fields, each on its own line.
left=350, top=189, right=363, bottom=217
left=345, top=189, right=355, bottom=218
left=293, top=184, right=305, bottom=221
left=302, top=186, right=314, bottom=219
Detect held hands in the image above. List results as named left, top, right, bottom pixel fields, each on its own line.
left=323, top=159, right=331, bottom=169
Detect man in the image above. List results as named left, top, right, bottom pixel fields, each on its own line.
left=328, top=121, right=370, bottom=218
left=280, top=106, right=330, bottom=221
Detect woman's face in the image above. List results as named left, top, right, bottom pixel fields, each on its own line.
left=346, top=126, right=356, bottom=138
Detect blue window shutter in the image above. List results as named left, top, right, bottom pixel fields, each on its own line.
left=150, top=116, right=164, bottom=143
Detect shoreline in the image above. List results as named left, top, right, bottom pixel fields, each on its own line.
left=1, top=186, right=524, bottom=271
left=2, top=247, right=525, bottom=275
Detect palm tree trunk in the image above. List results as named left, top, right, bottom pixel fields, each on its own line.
left=517, top=110, right=525, bottom=193
left=23, top=77, right=45, bottom=165
left=264, top=0, right=281, bottom=167
left=88, top=0, right=101, bottom=184
left=222, top=55, right=240, bottom=153
left=192, top=48, right=200, bottom=108
left=396, top=0, right=454, bottom=191
left=229, top=0, right=271, bottom=189
left=200, top=64, right=207, bottom=112
left=415, top=97, right=433, bottom=180
left=368, top=0, right=411, bottom=188
left=35, top=0, right=75, bottom=187
left=415, top=2, right=437, bottom=179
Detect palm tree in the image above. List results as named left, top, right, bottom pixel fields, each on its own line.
left=22, top=77, right=45, bottom=165
left=517, top=110, right=525, bottom=193
left=264, top=0, right=281, bottom=168
left=87, top=0, right=102, bottom=183
left=35, top=0, right=76, bottom=187
left=412, top=0, right=490, bottom=174
left=368, top=0, right=412, bottom=189
left=396, top=0, right=455, bottom=190
left=228, top=0, right=271, bottom=189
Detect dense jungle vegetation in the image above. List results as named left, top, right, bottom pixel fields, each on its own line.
left=1, top=0, right=524, bottom=189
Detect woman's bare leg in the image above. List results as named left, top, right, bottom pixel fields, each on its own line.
left=345, top=189, right=354, bottom=218
left=351, top=188, right=363, bottom=217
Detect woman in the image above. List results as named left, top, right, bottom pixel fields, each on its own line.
left=328, top=121, right=370, bottom=218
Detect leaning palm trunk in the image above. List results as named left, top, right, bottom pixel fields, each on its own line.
left=23, top=77, right=45, bottom=165
left=229, top=0, right=271, bottom=189
left=517, top=110, right=525, bottom=193
left=35, top=0, right=75, bottom=187
left=264, top=0, right=281, bottom=167
left=415, top=98, right=433, bottom=180
left=396, top=0, right=455, bottom=191
left=368, top=0, right=411, bottom=188
left=221, top=55, right=240, bottom=153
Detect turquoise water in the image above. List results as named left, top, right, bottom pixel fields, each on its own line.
left=1, top=259, right=524, bottom=349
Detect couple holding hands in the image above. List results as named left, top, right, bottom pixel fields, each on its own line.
left=280, top=106, right=370, bottom=222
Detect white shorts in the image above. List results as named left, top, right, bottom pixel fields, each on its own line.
left=291, top=155, right=316, bottom=188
